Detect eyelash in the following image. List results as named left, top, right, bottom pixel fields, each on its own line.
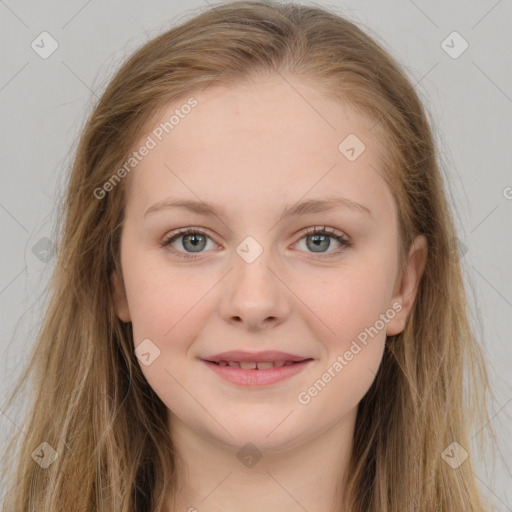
left=160, top=226, right=352, bottom=260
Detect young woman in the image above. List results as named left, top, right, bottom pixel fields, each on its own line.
left=1, top=1, right=498, bottom=511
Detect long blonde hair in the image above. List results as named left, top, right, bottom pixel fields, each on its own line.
left=1, top=1, right=499, bottom=511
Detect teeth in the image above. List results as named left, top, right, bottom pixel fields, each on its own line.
left=216, top=360, right=298, bottom=369
left=256, top=361, right=274, bottom=370
left=239, top=361, right=257, bottom=370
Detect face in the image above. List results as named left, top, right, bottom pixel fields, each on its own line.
left=112, top=75, right=426, bottom=453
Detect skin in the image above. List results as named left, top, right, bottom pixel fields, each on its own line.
left=112, top=74, right=427, bottom=512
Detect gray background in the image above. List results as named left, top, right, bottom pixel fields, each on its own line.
left=1, top=0, right=511, bottom=508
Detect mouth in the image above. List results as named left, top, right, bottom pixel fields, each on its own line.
left=204, top=359, right=312, bottom=370
left=200, top=358, right=314, bottom=386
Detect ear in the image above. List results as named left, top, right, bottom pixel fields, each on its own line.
left=111, top=271, right=131, bottom=323
left=386, top=234, right=428, bottom=336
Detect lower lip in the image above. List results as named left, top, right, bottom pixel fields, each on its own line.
left=201, top=360, right=313, bottom=386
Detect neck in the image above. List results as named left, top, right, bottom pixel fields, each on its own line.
left=165, top=408, right=356, bottom=512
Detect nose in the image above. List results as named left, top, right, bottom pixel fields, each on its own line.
left=219, top=245, right=291, bottom=332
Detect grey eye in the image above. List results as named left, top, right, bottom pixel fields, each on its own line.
left=180, top=233, right=208, bottom=252
left=305, top=233, right=333, bottom=253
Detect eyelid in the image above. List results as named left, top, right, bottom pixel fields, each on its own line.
left=299, top=225, right=348, bottom=241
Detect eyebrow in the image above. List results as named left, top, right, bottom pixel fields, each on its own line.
left=144, top=195, right=373, bottom=221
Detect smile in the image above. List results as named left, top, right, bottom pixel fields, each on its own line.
left=211, top=360, right=301, bottom=369
left=201, top=359, right=313, bottom=386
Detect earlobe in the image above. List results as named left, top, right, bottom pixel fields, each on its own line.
left=111, top=271, right=131, bottom=323
left=386, top=235, right=428, bottom=336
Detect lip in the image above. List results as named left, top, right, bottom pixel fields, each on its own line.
left=202, top=350, right=309, bottom=363
left=201, top=358, right=314, bottom=387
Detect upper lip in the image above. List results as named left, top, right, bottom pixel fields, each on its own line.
left=202, top=350, right=312, bottom=363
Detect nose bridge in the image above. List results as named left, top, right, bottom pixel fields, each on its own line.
left=220, top=234, right=289, bottom=328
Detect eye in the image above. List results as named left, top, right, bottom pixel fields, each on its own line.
left=160, top=227, right=218, bottom=259
left=293, top=226, right=352, bottom=257
left=160, top=225, right=352, bottom=260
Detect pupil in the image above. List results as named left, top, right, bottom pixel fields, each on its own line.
left=184, top=234, right=205, bottom=252
left=308, top=234, right=329, bottom=252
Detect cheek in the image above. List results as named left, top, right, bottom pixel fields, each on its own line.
left=296, top=260, right=395, bottom=344
left=121, top=244, right=208, bottom=342
left=294, top=266, right=391, bottom=414
left=122, top=256, right=209, bottom=410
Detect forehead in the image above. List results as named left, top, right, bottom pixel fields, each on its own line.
left=125, top=75, right=393, bottom=220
